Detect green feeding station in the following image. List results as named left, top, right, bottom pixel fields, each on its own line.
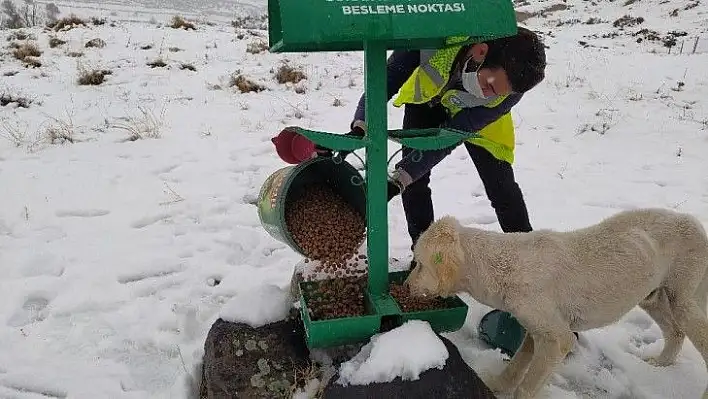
left=258, top=0, right=526, bottom=356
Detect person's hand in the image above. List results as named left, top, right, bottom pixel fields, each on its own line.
left=336, top=126, right=366, bottom=160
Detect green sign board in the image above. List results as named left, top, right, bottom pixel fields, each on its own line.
left=268, top=0, right=518, bottom=52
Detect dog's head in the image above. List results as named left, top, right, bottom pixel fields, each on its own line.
left=405, top=216, right=465, bottom=297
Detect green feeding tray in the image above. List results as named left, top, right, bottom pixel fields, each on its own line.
left=263, top=0, right=520, bottom=349
left=298, top=270, right=469, bottom=349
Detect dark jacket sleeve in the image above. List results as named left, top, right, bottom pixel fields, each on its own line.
left=351, top=49, right=421, bottom=129
left=445, top=92, right=523, bottom=132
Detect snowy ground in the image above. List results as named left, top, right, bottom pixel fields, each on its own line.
left=1, top=0, right=707, bottom=397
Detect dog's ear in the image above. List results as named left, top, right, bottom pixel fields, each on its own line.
left=429, top=216, right=461, bottom=242
left=431, top=250, right=460, bottom=295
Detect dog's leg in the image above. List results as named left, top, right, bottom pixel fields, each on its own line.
left=669, top=296, right=708, bottom=371
left=510, top=313, right=574, bottom=399
left=639, top=288, right=685, bottom=366
left=485, top=332, right=535, bottom=394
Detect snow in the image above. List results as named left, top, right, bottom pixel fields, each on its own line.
left=0, top=0, right=707, bottom=398
left=337, top=320, right=449, bottom=386
left=219, top=283, right=292, bottom=327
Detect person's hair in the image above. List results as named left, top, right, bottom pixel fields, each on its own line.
left=481, top=26, right=547, bottom=93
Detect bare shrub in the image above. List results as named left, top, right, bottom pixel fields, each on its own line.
left=6, top=30, right=35, bottom=41
left=43, top=112, right=78, bottom=144
left=22, top=56, right=41, bottom=67
left=77, top=68, right=112, bottom=85
left=246, top=39, right=268, bottom=54
left=0, top=91, right=32, bottom=108
left=168, top=46, right=182, bottom=52
left=231, top=14, right=267, bottom=30
left=48, top=36, right=65, bottom=48
left=169, top=15, right=195, bottom=30
left=2, top=0, right=26, bottom=29
left=85, top=38, right=106, bottom=48
left=0, top=118, right=29, bottom=147
left=66, top=51, right=83, bottom=57
left=12, top=40, right=41, bottom=61
left=229, top=73, right=266, bottom=93
left=275, top=62, right=306, bottom=84
left=147, top=58, right=167, bottom=68
left=179, top=63, right=196, bottom=71
left=90, top=16, right=106, bottom=25
left=51, top=14, right=87, bottom=31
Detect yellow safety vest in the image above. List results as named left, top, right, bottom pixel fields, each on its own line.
left=392, top=37, right=516, bottom=164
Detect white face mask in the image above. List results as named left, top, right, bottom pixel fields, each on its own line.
left=461, top=58, right=488, bottom=99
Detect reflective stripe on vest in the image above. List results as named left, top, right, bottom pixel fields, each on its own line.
left=391, top=42, right=517, bottom=164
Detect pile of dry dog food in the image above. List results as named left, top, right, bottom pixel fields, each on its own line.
left=286, top=184, right=368, bottom=320
left=285, top=183, right=366, bottom=277
left=301, top=276, right=368, bottom=321
left=285, top=183, right=449, bottom=320
left=390, top=282, right=449, bottom=313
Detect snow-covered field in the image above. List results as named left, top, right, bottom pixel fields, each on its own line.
left=1, top=0, right=707, bottom=397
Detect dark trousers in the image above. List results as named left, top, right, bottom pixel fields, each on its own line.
left=398, top=104, right=533, bottom=247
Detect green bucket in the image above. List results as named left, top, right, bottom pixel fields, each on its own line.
left=257, top=156, right=367, bottom=256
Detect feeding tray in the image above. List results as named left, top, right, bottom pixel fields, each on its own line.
left=298, top=270, right=468, bottom=349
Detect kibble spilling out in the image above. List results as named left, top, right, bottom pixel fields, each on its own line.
left=285, top=183, right=366, bottom=277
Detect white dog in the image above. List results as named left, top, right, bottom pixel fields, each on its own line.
left=404, top=208, right=708, bottom=399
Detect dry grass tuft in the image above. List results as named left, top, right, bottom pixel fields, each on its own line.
left=6, top=31, right=36, bottom=41
left=12, top=41, right=41, bottom=61
left=246, top=39, right=269, bottom=54
left=169, top=15, right=196, bottom=30
left=275, top=63, right=306, bottom=84
left=49, top=37, right=66, bottom=48
left=85, top=38, right=106, bottom=48
left=147, top=58, right=167, bottom=68
left=229, top=73, right=266, bottom=93
left=51, top=15, right=87, bottom=31
left=77, top=68, right=112, bottom=85
left=111, top=105, right=166, bottom=141
left=22, top=56, right=41, bottom=68
left=0, top=92, right=32, bottom=108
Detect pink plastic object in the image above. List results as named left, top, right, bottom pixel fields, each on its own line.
left=271, top=127, right=317, bottom=164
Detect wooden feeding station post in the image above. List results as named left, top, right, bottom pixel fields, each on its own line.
left=265, top=0, right=519, bottom=350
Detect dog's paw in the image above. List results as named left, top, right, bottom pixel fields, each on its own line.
left=644, top=356, right=675, bottom=367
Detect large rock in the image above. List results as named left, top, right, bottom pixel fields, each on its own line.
left=200, top=308, right=311, bottom=398
left=200, top=307, right=496, bottom=399
left=321, top=334, right=497, bottom=399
